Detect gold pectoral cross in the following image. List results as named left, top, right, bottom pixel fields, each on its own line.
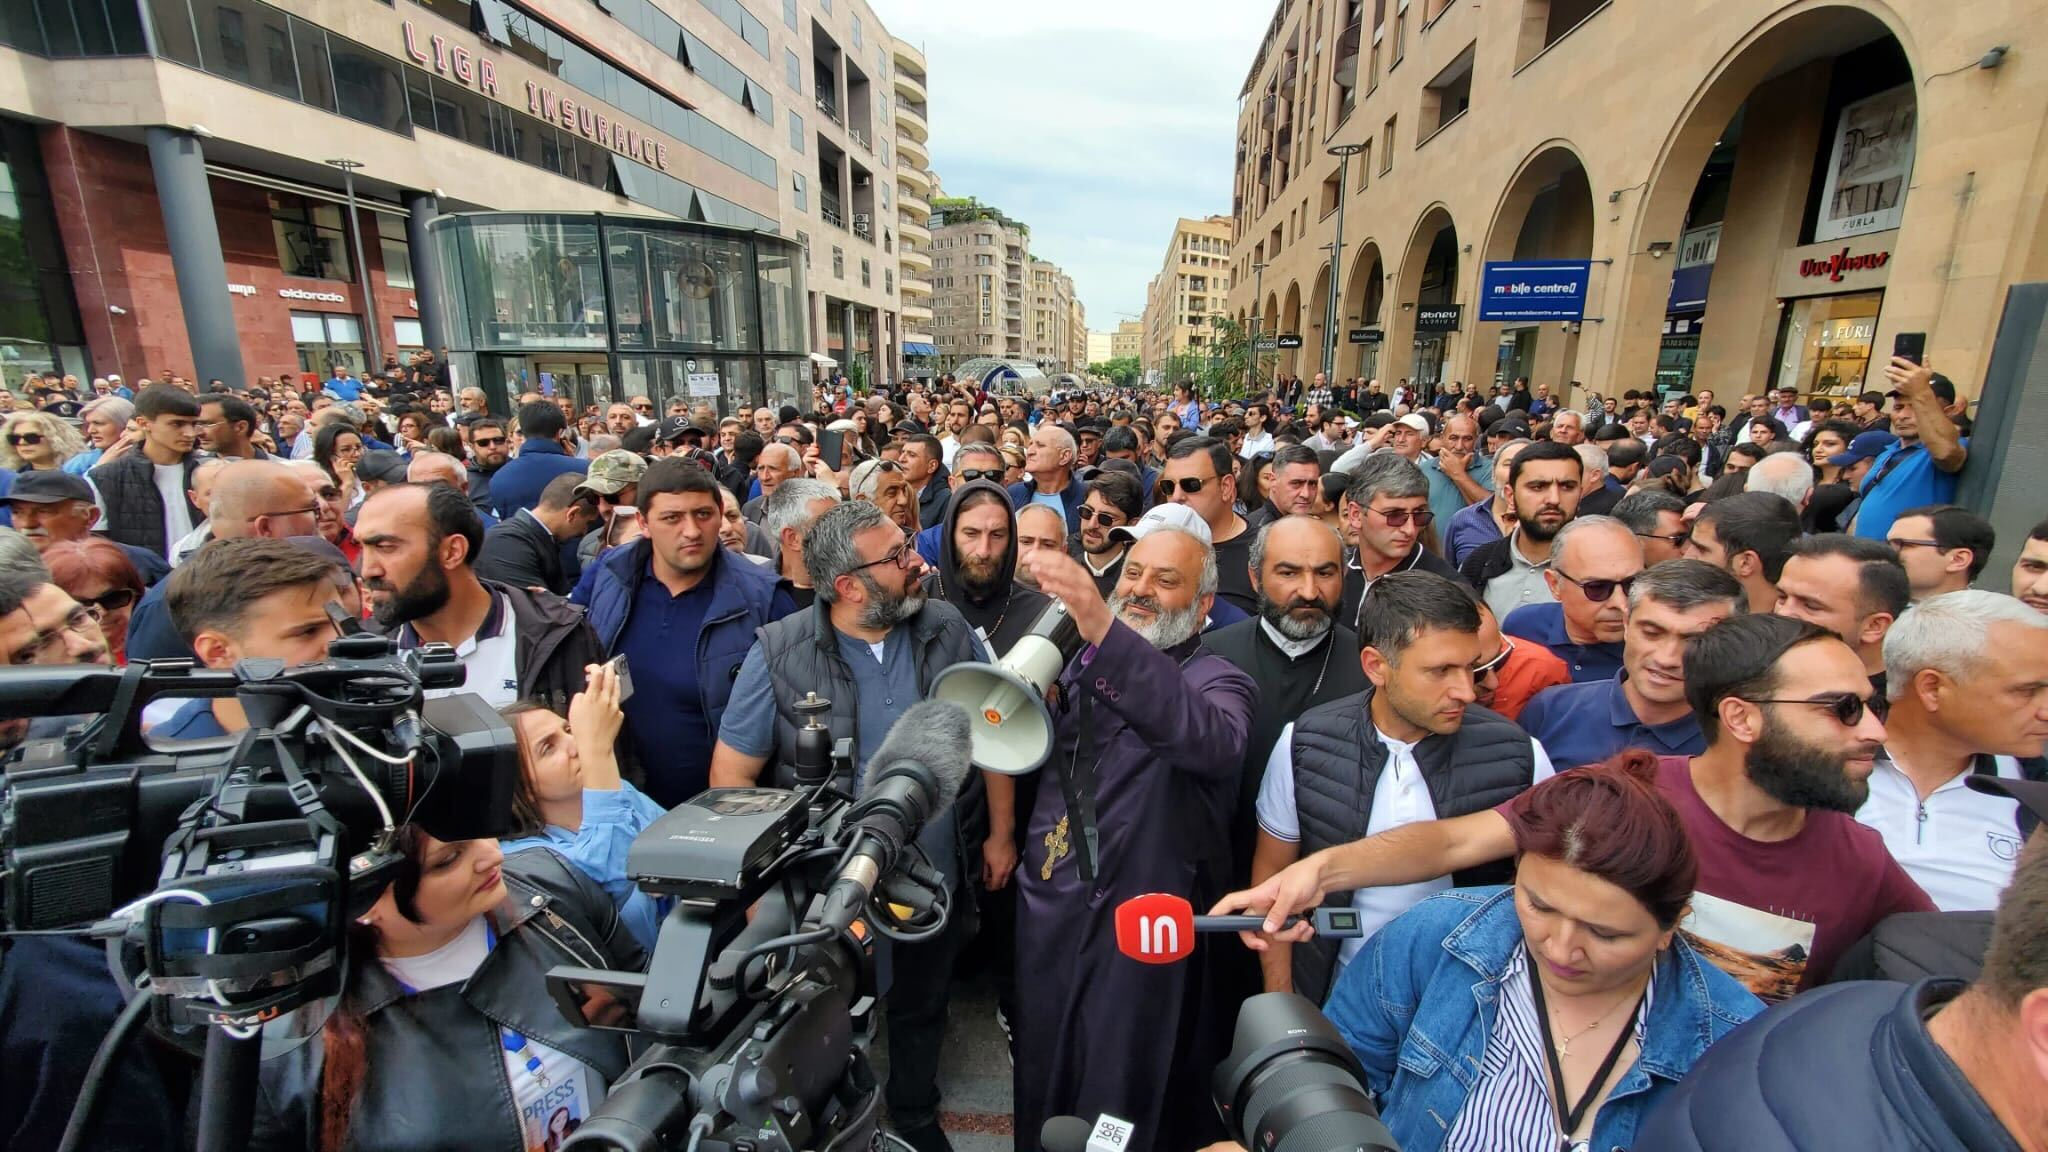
left=1041, top=815, right=1071, bottom=880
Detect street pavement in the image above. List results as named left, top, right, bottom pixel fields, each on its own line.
left=873, top=968, right=1016, bottom=1152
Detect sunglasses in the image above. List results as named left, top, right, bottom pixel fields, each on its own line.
left=6, top=433, right=43, bottom=446
left=955, top=468, right=1004, bottom=483
left=1473, top=638, right=1516, bottom=678
left=1634, top=530, right=1690, bottom=547
left=1076, top=505, right=1126, bottom=526
left=1160, top=475, right=1215, bottom=495
left=1741, top=691, right=1868, bottom=727
left=1362, top=505, right=1435, bottom=529
left=1553, top=570, right=1635, bottom=603
left=632, top=403, right=653, bottom=412
left=472, top=435, right=507, bottom=448
left=78, top=587, right=138, bottom=613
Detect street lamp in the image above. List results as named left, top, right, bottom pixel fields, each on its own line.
left=326, top=158, right=382, bottom=372
left=1323, top=143, right=1367, bottom=383
left=1248, top=261, right=1268, bottom=395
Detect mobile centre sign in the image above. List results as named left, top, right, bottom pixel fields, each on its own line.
left=1477, top=260, right=1591, bottom=322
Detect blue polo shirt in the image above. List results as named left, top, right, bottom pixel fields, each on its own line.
left=1852, top=438, right=1965, bottom=541
left=1443, top=497, right=1502, bottom=567
left=1518, top=674, right=1705, bottom=771
left=1419, top=453, right=1491, bottom=542
left=155, top=698, right=230, bottom=740
left=618, top=559, right=715, bottom=806
left=1501, top=602, right=1624, bottom=683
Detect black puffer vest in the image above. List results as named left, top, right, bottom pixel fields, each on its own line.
left=1289, top=688, right=1534, bottom=1003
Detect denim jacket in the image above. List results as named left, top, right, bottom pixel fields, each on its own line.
left=1323, top=887, right=1763, bottom=1152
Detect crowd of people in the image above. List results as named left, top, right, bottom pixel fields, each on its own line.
left=0, top=356, right=2042, bottom=1152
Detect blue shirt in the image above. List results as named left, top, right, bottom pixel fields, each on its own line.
left=1443, top=497, right=1502, bottom=567
left=488, top=439, right=588, bottom=519
left=155, top=698, right=229, bottom=740
left=122, top=579, right=193, bottom=662
left=502, top=784, right=669, bottom=950
left=1852, top=439, right=1964, bottom=541
left=1419, top=453, right=1490, bottom=544
left=1517, top=674, right=1705, bottom=771
left=618, top=561, right=716, bottom=806
left=323, top=376, right=362, bottom=401
left=1501, top=602, right=1624, bottom=683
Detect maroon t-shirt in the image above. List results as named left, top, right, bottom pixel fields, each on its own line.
left=1501, top=755, right=1934, bottom=1000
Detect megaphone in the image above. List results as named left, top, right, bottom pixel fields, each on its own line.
left=929, top=599, right=1083, bottom=775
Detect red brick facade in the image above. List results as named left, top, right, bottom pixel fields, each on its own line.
left=40, top=125, right=425, bottom=387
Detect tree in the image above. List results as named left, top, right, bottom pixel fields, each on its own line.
left=1157, top=317, right=1274, bottom=401
left=1089, top=357, right=1142, bottom=386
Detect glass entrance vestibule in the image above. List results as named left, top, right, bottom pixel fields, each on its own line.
left=432, top=213, right=810, bottom=418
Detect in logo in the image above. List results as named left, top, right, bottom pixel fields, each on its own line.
left=1113, top=892, right=1195, bottom=964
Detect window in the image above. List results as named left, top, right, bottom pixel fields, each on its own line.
left=792, top=171, right=807, bottom=212
left=783, top=0, right=796, bottom=31
left=1381, top=116, right=1396, bottom=172
left=1421, top=45, right=1475, bottom=140
left=271, top=194, right=352, bottom=280
left=832, top=246, right=844, bottom=277
left=785, top=48, right=801, bottom=91
left=1319, top=172, right=1339, bottom=218
left=884, top=268, right=893, bottom=294
left=851, top=15, right=861, bottom=48
left=1390, top=4, right=1405, bottom=67
left=1358, top=141, right=1371, bottom=189
left=377, top=215, right=414, bottom=289
left=789, top=109, right=804, bottom=152
left=291, top=311, right=365, bottom=374
left=191, top=0, right=299, bottom=99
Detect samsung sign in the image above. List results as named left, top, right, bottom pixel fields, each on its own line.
left=1477, top=260, right=1591, bottom=322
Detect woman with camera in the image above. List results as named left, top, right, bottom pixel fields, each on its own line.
left=251, top=826, right=644, bottom=1152
left=1315, top=752, right=1763, bottom=1152
left=500, top=662, right=668, bottom=951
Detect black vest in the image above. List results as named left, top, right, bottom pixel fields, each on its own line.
left=1288, top=689, right=1535, bottom=1003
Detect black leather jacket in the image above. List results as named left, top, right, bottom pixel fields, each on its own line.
left=250, top=850, right=647, bottom=1152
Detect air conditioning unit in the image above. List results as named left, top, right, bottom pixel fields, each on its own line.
left=853, top=213, right=872, bottom=236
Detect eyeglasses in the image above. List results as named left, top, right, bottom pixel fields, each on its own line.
left=15, top=604, right=103, bottom=662
left=1553, top=570, right=1636, bottom=603
left=632, top=403, right=653, bottom=412
left=1739, top=691, right=1869, bottom=727
left=1634, top=530, right=1690, bottom=548
left=1076, top=505, right=1126, bottom=526
left=1887, top=538, right=1944, bottom=552
left=955, top=468, right=1004, bottom=483
left=6, top=433, right=43, bottom=447
left=1362, top=505, right=1435, bottom=529
left=261, top=505, right=320, bottom=521
left=77, top=588, right=138, bottom=613
left=1473, top=639, right=1516, bottom=678
left=851, top=541, right=920, bottom=574
left=1160, top=475, right=1215, bottom=495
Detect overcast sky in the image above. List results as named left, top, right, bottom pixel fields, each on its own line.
left=884, top=0, right=1273, bottom=336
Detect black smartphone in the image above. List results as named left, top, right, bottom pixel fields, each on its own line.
left=817, top=426, right=847, bottom=469
left=1893, top=331, right=1927, bottom=366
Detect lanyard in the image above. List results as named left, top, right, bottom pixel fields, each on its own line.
left=1527, top=963, right=1645, bottom=1151
left=1054, top=692, right=1103, bottom=881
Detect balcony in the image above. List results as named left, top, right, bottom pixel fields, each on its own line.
left=1280, top=51, right=1298, bottom=89
left=898, top=163, right=932, bottom=195
left=902, top=275, right=932, bottom=296
left=897, top=188, right=930, bottom=219
left=822, top=204, right=846, bottom=229
left=1333, top=21, right=1362, bottom=88
left=894, top=69, right=927, bottom=105
left=1260, top=93, right=1276, bottom=125
left=892, top=37, right=926, bottom=74
left=896, top=101, right=929, bottom=142
left=897, top=133, right=929, bottom=169
left=899, top=245, right=932, bottom=273
left=899, top=215, right=931, bottom=244
left=849, top=126, right=872, bottom=152
left=816, top=96, right=842, bottom=127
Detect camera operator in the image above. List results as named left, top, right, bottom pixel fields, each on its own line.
left=250, top=830, right=646, bottom=1152
left=709, top=498, right=988, bottom=1152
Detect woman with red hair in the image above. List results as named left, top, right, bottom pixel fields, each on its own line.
left=42, top=537, right=145, bottom=663
left=1316, top=751, right=1764, bottom=1152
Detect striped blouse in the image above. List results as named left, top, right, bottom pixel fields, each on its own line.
left=1443, top=945, right=1654, bottom=1152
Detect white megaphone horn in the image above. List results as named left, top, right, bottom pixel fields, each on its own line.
left=928, top=599, right=1084, bottom=775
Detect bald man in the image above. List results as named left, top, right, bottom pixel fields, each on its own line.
left=408, top=450, right=500, bottom=530
left=1010, top=423, right=1088, bottom=536
left=170, top=456, right=232, bottom=565
left=1014, top=503, right=1068, bottom=590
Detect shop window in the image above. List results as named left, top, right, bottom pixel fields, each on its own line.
left=446, top=217, right=606, bottom=350
left=393, top=317, right=425, bottom=349
left=292, top=310, right=365, bottom=374
left=271, top=194, right=352, bottom=281
left=378, top=216, right=414, bottom=290
left=605, top=225, right=758, bottom=351
left=758, top=245, right=805, bottom=352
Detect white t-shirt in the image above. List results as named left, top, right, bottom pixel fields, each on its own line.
left=1856, top=752, right=2024, bottom=911
left=1257, top=723, right=1555, bottom=964
left=155, top=462, right=195, bottom=559
left=380, top=917, right=604, bottom=1151
left=411, top=591, right=521, bottom=710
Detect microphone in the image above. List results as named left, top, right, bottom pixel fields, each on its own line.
left=1112, top=893, right=1365, bottom=964
left=1040, top=1114, right=1136, bottom=1152
left=811, top=699, right=974, bottom=933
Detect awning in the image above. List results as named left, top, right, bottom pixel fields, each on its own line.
left=903, top=342, right=938, bottom=356
left=809, top=352, right=839, bottom=366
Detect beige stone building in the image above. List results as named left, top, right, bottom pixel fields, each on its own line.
left=1142, top=215, right=1236, bottom=374
left=1110, top=319, right=1145, bottom=361
left=1088, top=329, right=1116, bottom=364
left=1228, top=0, right=2048, bottom=405
left=893, top=36, right=937, bottom=373
left=1069, top=296, right=1091, bottom=374
left=1030, top=259, right=1080, bottom=374
left=929, top=195, right=1030, bottom=369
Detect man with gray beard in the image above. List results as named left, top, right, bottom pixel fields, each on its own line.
left=1011, top=526, right=1256, bottom=1152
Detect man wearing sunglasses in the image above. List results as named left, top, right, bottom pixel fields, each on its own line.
left=1335, top=454, right=1463, bottom=631
left=5, top=471, right=170, bottom=586
left=1160, top=436, right=1259, bottom=614
left=1519, top=558, right=1745, bottom=771
left=1501, top=516, right=1642, bottom=683
left=1224, top=612, right=1936, bottom=999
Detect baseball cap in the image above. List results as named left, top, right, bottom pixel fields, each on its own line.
left=357, top=450, right=410, bottom=484
left=4, top=470, right=95, bottom=504
left=577, top=449, right=648, bottom=496
left=1396, top=413, right=1431, bottom=434
left=891, top=419, right=923, bottom=438
left=1888, top=372, right=1957, bottom=405
left=1109, top=502, right=1212, bottom=547
left=653, top=415, right=694, bottom=444
left=1966, top=775, right=2047, bottom=838
left=1827, top=429, right=1900, bottom=469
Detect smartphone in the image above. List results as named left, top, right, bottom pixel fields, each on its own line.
left=606, top=653, right=636, bottom=705
left=605, top=505, right=640, bottom=547
left=817, top=426, right=847, bottom=469
left=1893, top=331, right=1927, bottom=366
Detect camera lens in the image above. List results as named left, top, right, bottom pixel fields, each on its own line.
left=1212, top=992, right=1399, bottom=1152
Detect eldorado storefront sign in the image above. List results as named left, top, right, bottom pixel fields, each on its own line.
left=404, top=21, right=672, bottom=173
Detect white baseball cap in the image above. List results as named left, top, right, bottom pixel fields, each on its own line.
left=1110, top=502, right=1212, bottom=546
left=1396, top=413, right=1432, bottom=434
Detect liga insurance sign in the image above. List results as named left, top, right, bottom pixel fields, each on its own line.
left=1477, top=260, right=1592, bottom=322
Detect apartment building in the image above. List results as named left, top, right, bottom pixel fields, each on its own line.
left=1228, top=0, right=2048, bottom=405
left=0, top=0, right=914, bottom=413
left=893, top=35, right=937, bottom=374
left=929, top=194, right=1029, bottom=370
left=1140, top=214, right=1235, bottom=373
left=1029, top=259, right=1079, bottom=374
left=1110, top=319, right=1144, bottom=360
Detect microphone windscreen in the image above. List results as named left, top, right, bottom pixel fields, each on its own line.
left=861, top=698, right=974, bottom=813
left=1040, top=1116, right=1092, bottom=1152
